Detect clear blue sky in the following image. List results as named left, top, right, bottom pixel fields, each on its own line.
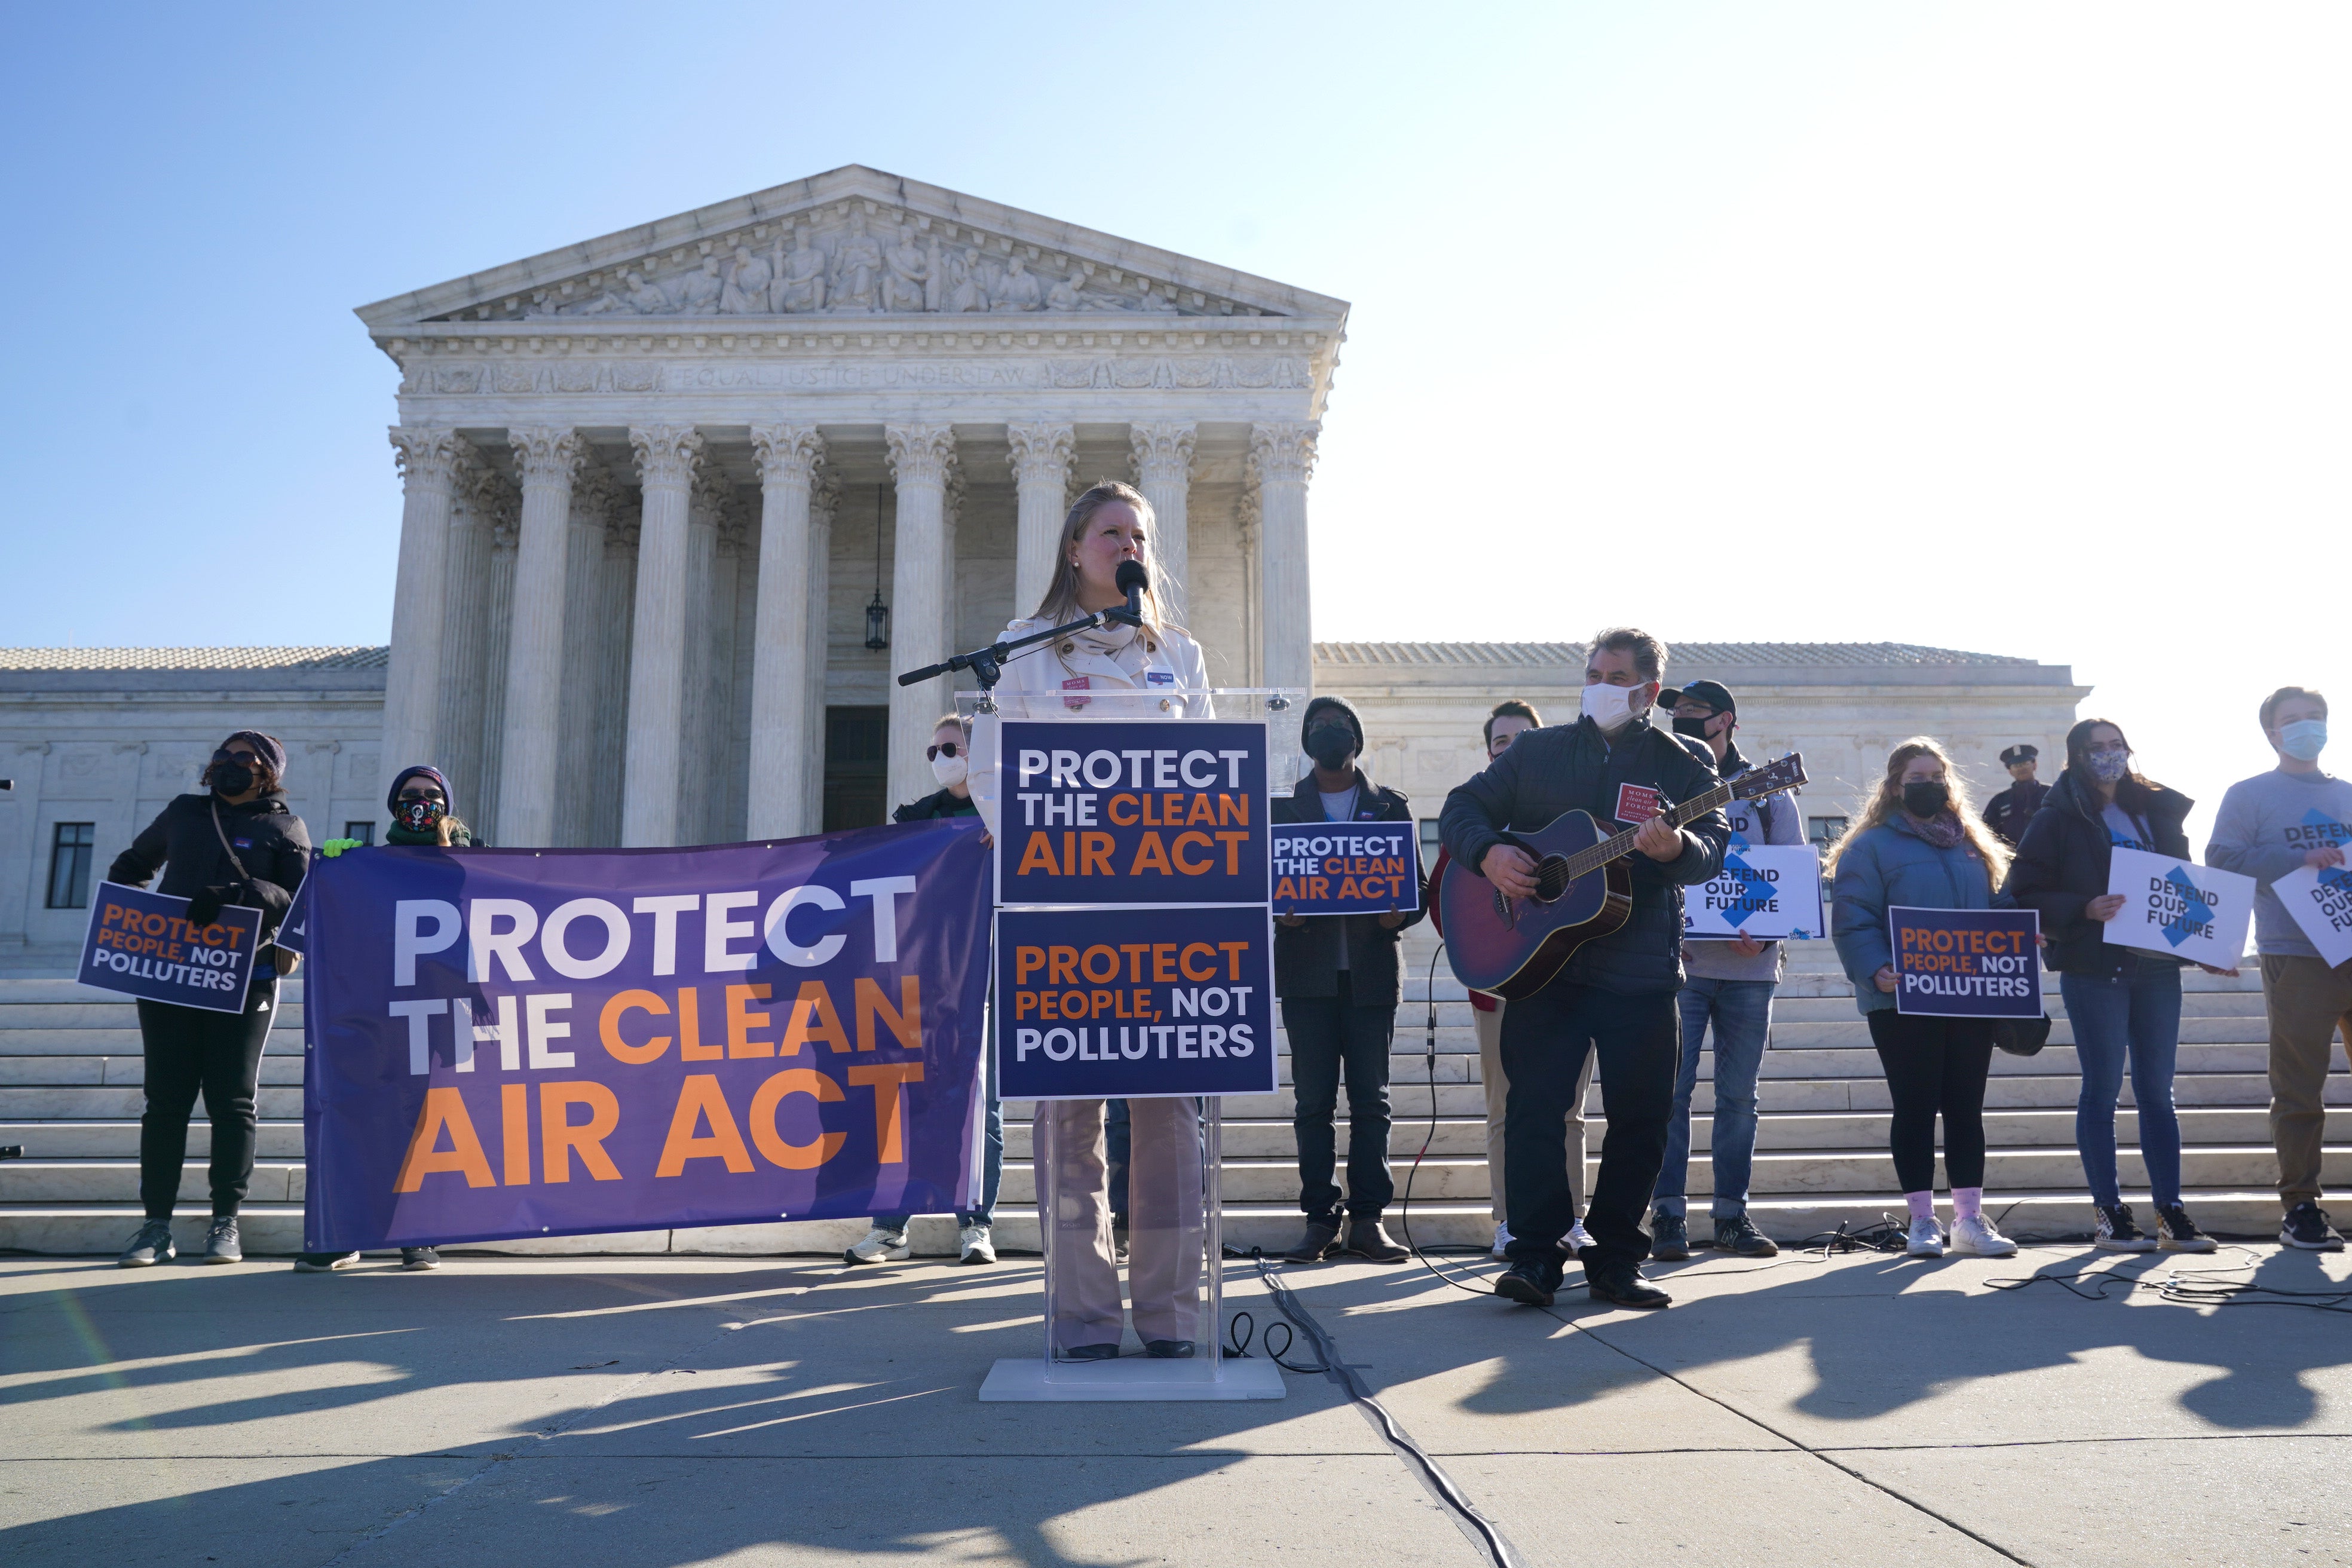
left=4, top=4, right=2345, bottom=834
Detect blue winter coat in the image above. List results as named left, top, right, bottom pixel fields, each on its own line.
left=1830, top=815, right=2010, bottom=1015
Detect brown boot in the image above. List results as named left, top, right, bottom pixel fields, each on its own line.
left=1281, top=1220, right=1341, bottom=1263
left=1343, top=1218, right=1409, bottom=1264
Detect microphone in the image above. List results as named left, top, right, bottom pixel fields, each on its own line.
left=1111, top=559, right=1150, bottom=626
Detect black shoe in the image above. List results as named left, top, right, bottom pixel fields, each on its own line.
left=1145, top=1339, right=1196, bottom=1358
left=1713, top=1214, right=1778, bottom=1257
left=2281, top=1202, right=2346, bottom=1251
left=401, top=1247, right=442, bottom=1271
left=1493, top=1260, right=1561, bottom=1307
left=2155, top=1205, right=2216, bottom=1254
left=1281, top=1220, right=1342, bottom=1264
left=1342, top=1218, right=1408, bottom=1264
left=198, top=1217, right=242, bottom=1264
left=1649, top=1211, right=1690, bottom=1261
left=1061, top=1343, right=1121, bottom=1361
left=1588, top=1262, right=1672, bottom=1310
left=1112, top=1218, right=1130, bottom=1262
left=117, top=1220, right=176, bottom=1268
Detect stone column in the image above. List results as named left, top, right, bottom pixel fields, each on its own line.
left=556, top=464, right=618, bottom=844
left=679, top=469, right=729, bottom=844
left=1250, top=421, right=1319, bottom=698
left=382, top=428, right=465, bottom=802
left=435, top=460, right=504, bottom=819
left=622, top=425, right=704, bottom=847
left=497, top=427, right=584, bottom=847
left=1006, top=422, right=1074, bottom=617
left=801, top=473, right=838, bottom=835
left=884, top=424, right=957, bottom=809
left=475, top=504, right=519, bottom=837
left=1129, top=422, right=1196, bottom=624
left=747, top=425, right=825, bottom=840
left=590, top=499, right=640, bottom=846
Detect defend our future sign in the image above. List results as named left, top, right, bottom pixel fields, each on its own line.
left=2102, top=847, right=2254, bottom=970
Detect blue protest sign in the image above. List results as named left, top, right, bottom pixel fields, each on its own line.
left=1889, top=906, right=2042, bottom=1018
left=1270, top=820, right=1419, bottom=917
left=81, top=881, right=262, bottom=1012
left=996, top=720, right=1268, bottom=908
left=996, top=904, right=1276, bottom=1100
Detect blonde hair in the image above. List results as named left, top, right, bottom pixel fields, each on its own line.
left=1824, top=736, right=2012, bottom=884
left=1028, top=480, right=1185, bottom=633
left=932, top=711, right=971, bottom=736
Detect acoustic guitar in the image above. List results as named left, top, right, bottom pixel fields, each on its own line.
left=1429, top=752, right=1808, bottom=1000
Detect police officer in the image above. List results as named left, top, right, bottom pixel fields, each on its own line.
left=1982, top=744, right=2050, bottom=847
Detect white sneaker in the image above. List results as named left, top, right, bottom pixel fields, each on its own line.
left=1905, top=1215, right=1946, bottom=1257
left=843, top=1226, right=910, bottom=1265
left=1491, top=1222, right=1512, bottom=1260
left=1567, top=1220, right=1593, bottom=1252
left=1948, top=1214, right=2018, bottom=1257
left=957, top=1223, right=996, bottom=1266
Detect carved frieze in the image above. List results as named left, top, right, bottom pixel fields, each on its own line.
left=402, top=355, right=1314, bottom=398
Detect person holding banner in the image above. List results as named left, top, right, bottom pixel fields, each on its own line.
left=1828, top=739, right=2020, bottom=1259
left=1652, top=680, right=1800, bottom=1261
left=1271, top=694, right=1421, bottom=1266
left=846, top=713, right=1004, bottom=1267
left=2207, top=685, right=2352, bottom=1251
left=994, top=479, right=1212, bottom=1357
left=107, top=731, right=311, bottom=1267
left=2005, top=720, right=2218, bottom=1253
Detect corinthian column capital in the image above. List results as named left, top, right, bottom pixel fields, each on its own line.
left=389, top=426, right=466, bottom=492
left=1005, top=421, right=1076, bottom=486
left=1248, top=421, right=1321, bottom=487
left=509, top=427, right=586, bottom=485
left=1129, top=421, right=1196, bottom=486
left=884, top=423, right=958, bottom=488
left=629, top=425, right=706, bottom=490
left=750, top=424, right=826, bottom=489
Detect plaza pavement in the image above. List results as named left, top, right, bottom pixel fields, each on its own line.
left=3, top=1241, right=2350, bottom=1567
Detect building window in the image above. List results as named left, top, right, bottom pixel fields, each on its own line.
left=1419, top=819, right=1444, bottom=858
left=822, top=706, right=891, bottom=831
left=1808, top=815, right=1850, bottom=853
left=47, top=823, right=95, bottom=909
left=344, top=822, right=375, bottom=846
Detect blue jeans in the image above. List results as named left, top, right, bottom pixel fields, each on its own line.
left=2060, top=964, right=2183, bottom=1209
left=1655, top=978, right=1777, bottom=1220
left=875, top=1091, right=1003, bottom=1230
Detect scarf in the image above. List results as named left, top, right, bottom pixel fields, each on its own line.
left=1907, top=810, right=1965, bottom=849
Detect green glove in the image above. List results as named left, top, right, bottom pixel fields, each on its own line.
left=321, top=838, right=363, bottom=859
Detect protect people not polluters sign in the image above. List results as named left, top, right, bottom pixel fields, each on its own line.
left=2271, top=858, right=2352, bottom=969
left=81, top=881, right=263, bottom=1012
left=1889, top=906, right=2042, bottom=1018
left=1683, top=844, right=1823, bottom=940
left=1269, top=820, right=1420, bottom=917
left=2102, top=847, right=2255, bottom=969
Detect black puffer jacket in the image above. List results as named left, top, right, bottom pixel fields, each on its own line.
left=109, top=792, right=311, bottom=1004
left=893, top=789, right=979, bottom=823
left=2004, top=768, right=2193, bottom=975
left=1440, top=713, right=1728, bottom=996
left=1271, top=770, right=1426, bottom=1006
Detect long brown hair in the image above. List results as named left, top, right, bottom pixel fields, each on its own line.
left=1824, top=736, right=2011, bottom=883
left=1027, top=480, right=1184, bottom=633
left=2064, top=716, right=2160, bottom=816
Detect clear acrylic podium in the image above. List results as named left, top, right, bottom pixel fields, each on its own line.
left=970, top=688, right=1300, bottom=1402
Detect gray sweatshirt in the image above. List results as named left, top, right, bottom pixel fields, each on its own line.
left=1683, top=775, right=1808, bottom=983
left=2204, top=768, right=2352, bottom=957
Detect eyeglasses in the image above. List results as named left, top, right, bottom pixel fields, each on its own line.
left=926, top=742, right=963, bottom=761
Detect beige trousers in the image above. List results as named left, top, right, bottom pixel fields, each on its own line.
left=1474, top=999, right=1594, bottom=1224
left=1042, top=1098, right=1203, bottom=1351
left=2260, top=954, right=2352, bottom=1209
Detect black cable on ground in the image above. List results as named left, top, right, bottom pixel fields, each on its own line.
left=1248, top=1248, right=1521, bottom=1568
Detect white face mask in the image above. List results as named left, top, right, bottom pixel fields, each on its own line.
left=930, top=752, right=969, bottom=788
left=1580, top=681, right=1643, bottom=733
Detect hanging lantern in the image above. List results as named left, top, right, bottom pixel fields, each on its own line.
left=863, top=482, right=890, bottom=651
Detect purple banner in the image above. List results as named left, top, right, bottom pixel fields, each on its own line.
left=301, top=820, right=991, bottom=1251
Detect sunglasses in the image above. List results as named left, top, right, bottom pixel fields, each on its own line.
left=211, top=748, right=261, bottom=765
left=926, top=742, right=964, bottom=761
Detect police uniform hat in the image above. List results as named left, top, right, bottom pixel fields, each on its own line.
left=1999, top=744, right=2038, bottom=767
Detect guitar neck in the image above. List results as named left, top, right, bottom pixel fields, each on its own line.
left=1563, top=782, right=1732, bottom=881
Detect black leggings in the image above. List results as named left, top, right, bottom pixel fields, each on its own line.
left=1866, top=1011, right=1995, bottom=1193
left=137, top=998, right=273, bottom=1219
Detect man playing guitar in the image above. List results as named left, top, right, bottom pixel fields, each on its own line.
left=1439, top=629, right=1729, bottom=1309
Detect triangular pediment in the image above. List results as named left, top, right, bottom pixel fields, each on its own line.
left=356, top=165, right=1344, bottom=330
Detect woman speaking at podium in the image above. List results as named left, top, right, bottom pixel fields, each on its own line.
left=994, top=479, right=1211, bottom=1359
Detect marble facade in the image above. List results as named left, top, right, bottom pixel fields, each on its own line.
left=360, top=166, right=1346, bottom=843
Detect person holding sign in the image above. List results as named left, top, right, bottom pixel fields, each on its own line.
left=1653, top=680, right=1802, bottom=1261
left=2005, top=719, right=2218, bottom=1253
left=993, top=480, right=1212, bottom=1357
left=106, top=731, right=311, bottom=1268
left=2207, top=685, right=2352, bottom=1251
left=1271, top=695, right=1422, bottom=1266
left=1829, top=739, right=2021, bottom=1259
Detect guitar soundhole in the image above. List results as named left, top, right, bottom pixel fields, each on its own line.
left=1531, top=858, right=1573, bottom=903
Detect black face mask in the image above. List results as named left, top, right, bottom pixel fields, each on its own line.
left=395, top=798, right=448, bottom=834
left=1304, top=725, right=1356, bottom=771
left=1671, top=715, right=1716, bottom=740
left=1903, top=780, right=1951, bottom=818
left=209, top=761, right=254, bottom=797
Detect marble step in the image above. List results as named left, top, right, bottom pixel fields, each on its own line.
left=0, top=1055, right=308, bottom=1086
left=0, top=1119, right=310, bottom=1158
